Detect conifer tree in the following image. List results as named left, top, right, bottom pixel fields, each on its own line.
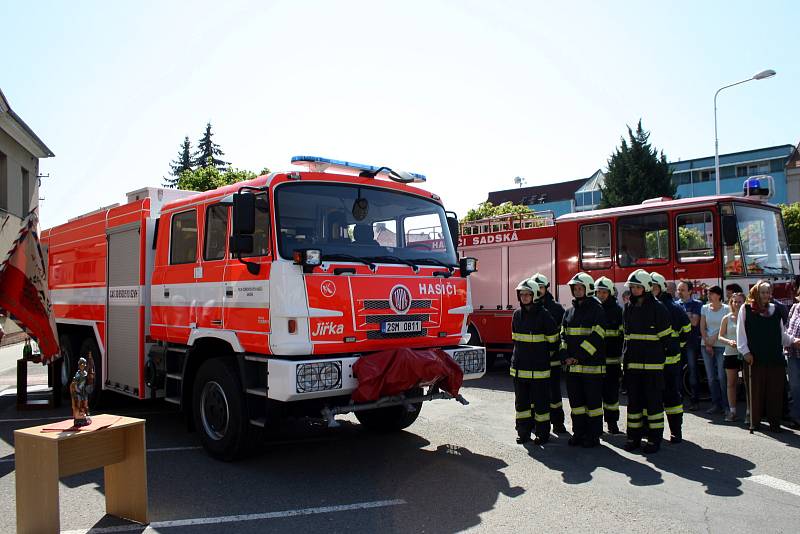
left=194, top=122, right=229, bottom=170
left=164, top=136, right=193, bottom=187
left=599, top=120, right=676, bottom=208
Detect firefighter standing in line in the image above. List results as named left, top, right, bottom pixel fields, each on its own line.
left=531, top=272, right=567, bottom=434
left=561, top=272, right=607, bottom=447
left=622, top=269, right=673, bottom=453
left=510, top=278, right=561, bottom=445
left=595, top=276, right=623, bottom=434
left=650, top=271, right=690, bottom=443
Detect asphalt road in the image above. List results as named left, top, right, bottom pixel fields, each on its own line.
left=0, top=362, right=799, bottom=533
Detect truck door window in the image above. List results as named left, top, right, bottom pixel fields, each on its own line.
left=204, top=204, right=228, bottom=261
left=170, top=210, right=198, bottom=265
left=676, top=211, right=714, bottom=263
left=580, top=223, right=611, bottom=270
left=617, top=213, right=669, bottom=266
left=241, top=193, right=270, bottom=258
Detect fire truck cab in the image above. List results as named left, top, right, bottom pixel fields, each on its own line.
left=43, top=157, right=486, bottom=459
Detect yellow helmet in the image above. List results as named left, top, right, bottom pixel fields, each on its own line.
left=568, top=272, right=595, bottom=297
left=626, top=269, right=652, bottom=291
left=650, top=271, right=667, bottom=293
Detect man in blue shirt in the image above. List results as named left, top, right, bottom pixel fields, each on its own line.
left=677, top=281, right=703, bottom=411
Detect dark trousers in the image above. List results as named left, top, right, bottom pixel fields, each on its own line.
left=566, top=372, right=603, bottom=441
left=748, top=364, right=784, bottom=428
left=663, top=362, right=683, bottom=436
left=550, top=359, right=565, bottom=426
left=514, top=374, right=552, bottom=438
left=602, top=364, right=621, bottom=423
left=626, top=370, right=664, bottom=443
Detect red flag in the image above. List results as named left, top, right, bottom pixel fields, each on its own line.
left=0, top=211, right=59, bottom=361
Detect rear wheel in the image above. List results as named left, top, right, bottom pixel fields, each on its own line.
left=78, top=337, right=103, bottom=408
left=192, top=357, right=251, bottom=461
left=355, top=388, right=423, bottom=432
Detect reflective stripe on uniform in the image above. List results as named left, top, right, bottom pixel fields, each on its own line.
left=533, top=370, right=551, bottom=379
left=512, top=332, right=547, bottom=343
left=550, top=401, right=563, bottom=409
left=605, top=328, right=622, bottom=337
left=509, top=368, right=533, bottom=379
left=516, top=409, right=532, bottom=419
left=649, top=421, right=665, bottom=429
left=588, top=407, right=604, bottom=418
left=625, top=333, right=660, bottom=341
left=626, top=362, right=664, bottom=371
left=550, top=359, right=562, bottom=367
left=546, top=334, right=560, bottom=343
left=565, top=327, right=593, bottom=336
left=627, top=421, right=644, bottom=428
left=603, top=402, right=620, bottom=411
left=592, top=325, right=606, bottom=338
left=665, top=354, right=681, bottom=365
left=605, top=357, right=621, bottom=365
left=580, top=340, right=597, bottom=355
left=534, top=412, right=551, bottom=422
left=571, top=406, right=587, bottom=415
left=657, top=327, right=673, bottom=338
left=647, top=412, right=664, bottom=421
left=627, top=412, right=643, bottom=420
left=665, top=404, right=683, bottom=415
left=568, top=364, right=606, bottom=374
left=681, top=324, right=692, bottom=333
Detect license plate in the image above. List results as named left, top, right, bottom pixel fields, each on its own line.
left=381, top=321, right=422, bottom=334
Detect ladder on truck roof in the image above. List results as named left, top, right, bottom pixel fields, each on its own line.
left=460, top=211, right=555, bottom=236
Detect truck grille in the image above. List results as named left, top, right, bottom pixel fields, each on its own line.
left=363, top=313, right=430, bottom=324
left=362, top=299, right=432, bottom=310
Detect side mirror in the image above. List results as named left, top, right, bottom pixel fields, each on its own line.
left=233, top=193, right=256, bottom=235
left=722, top=215, right=738, bottom=246
left=459, top=257, right=478, bottom=277
left=446, top=211, right=459, bottom=250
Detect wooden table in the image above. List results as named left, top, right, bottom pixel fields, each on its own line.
left=14, top=416, right=148, bottom=533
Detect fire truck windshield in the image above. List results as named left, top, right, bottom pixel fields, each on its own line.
left=274, top=182, right=458, bottom=265
left=733, top=204, right=793, bottom=276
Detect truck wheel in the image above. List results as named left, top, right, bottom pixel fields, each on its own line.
left=355, top=388, right=423, bottom=432
left=59, top=334, right=76, bottom=398
left=192, top=357, right=251, bottom=461
left=78, top=337, right=103, bottom=408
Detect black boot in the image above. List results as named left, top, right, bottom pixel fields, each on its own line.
left=567, top=435, right=582, bottom=446
left=607, top=421, right=622, bottom=435
left=581, top=437, right=600, bottom=448
left=670, top=430, right=682, bottom=444
left=643, top=440, right=661, bottom=453
left=624, top=439, right=641, bottom=452
left=534, top=434, right=549, bottom=445
left=553, top=423, right=568, bottom=434
left=516, top=434, right=531, bottom=444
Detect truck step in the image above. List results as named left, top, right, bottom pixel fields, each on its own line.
left=246, top=387, right=267, bottom=397
left=244, top=355, right=269, bottom=363
left=164, top=396, right=181, bottom=405
left=249, top=418, right=266, bottom=428
left=166, top=373, right=182, bottom=380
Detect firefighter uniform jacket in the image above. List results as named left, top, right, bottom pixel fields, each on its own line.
left=510, top=303, right=560, bottom=377
left=560, top=297, right=607, bottom=373
left=622, top=294, right=673, bottom=371
left=601, top=297, right=623, bottom=365
left=657, top=292, right=690, bottom=365
left=542, top=292, right=565, bottom=324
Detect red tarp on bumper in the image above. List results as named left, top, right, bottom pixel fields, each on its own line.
left=351, top=348, right=464, bottom=403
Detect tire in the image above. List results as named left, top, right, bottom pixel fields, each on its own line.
left=58, top=334, right=77, bottom=398
left=192, top=357, right=251, bottom=461
left=355, top=388, right=423, bottom=432
left=78, top=337, right=103, bottom=408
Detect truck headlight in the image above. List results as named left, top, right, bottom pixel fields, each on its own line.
left=296, top=361, right=342, bottom=393
left=452, top=349, right=485, bottom=374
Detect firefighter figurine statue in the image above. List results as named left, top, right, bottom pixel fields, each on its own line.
left=70, top=357, right=92, bottom=427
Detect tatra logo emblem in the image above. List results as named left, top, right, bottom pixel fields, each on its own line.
left=321, top=280, right=336, bottom=298
left=389, top=285, right=412, bottom=315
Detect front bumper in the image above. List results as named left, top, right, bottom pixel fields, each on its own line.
left=266, top=345, right=486, bottom=402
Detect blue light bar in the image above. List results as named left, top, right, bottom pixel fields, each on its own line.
left=290, top=155, right=426, bottom=183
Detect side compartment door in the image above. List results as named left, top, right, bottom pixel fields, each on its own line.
left=106, top=223, right=143, bottom=397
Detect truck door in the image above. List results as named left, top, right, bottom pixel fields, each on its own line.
left=673, top=209, right=718, bottom=287
left=576, top=221, right=615, bottom=294
left=106, top=222, right=144, bottom=397
left=162, top=209, right=199, bottom=344
left=194, top=203, right=228, bottom=331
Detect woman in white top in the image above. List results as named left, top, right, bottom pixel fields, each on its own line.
left=700, top=286, right=730, bottom=415
left=718, top=292, right=745, bottom=421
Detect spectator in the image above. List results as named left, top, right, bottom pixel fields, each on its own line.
left=621, top=290, right=631, bottom=306
left=725, top=283, right=744, bottom=302
left=677, top=281, right=703, bottom=410
left=785, top=287, right=800, bottom=429
left=666, top=281, right=678, bottom=300
left=718, top=292, right=745, bottom=421
left=737, top=280, right=800, bottom=432
left=701, top=286, right=730, bottom=416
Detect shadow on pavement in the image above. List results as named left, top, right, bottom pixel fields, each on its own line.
left=527, top=433, right=663, bottom=487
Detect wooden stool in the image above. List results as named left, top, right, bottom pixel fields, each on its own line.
left=14, top=416, right=148, bottom=533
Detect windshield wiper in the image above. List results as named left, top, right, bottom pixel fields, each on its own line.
left=368, top=255, right=420, bottom=271
left=321, top=253, right=376, bottom=270
left=415, top=258, right=458, bottom=270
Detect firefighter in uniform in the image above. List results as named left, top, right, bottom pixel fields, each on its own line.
left=650, top=271, right=690, bottom=443
left=561, top=272, right=606, bottom=447
left=531, top=272, right=567, bottom=434
left=595, top=276, right=623, bottom=434
left=622, top=269, right=673, bottom=453
left=510, top=278, right=561, bottom=445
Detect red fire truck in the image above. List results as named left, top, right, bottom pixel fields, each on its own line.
left=42, top=156, right=485, bottom=459
left=461, top=181, right=795, bottom=368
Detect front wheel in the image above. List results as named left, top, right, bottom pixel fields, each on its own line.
left=192, top=357, right=251, bottom=461
left=355, top=388, right=423, bottom=432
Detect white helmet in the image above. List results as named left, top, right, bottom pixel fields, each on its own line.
left=531, top=272, right=550, bottom=289
left=568, top=272, right=595, bottom=297
left=650, top=271, right=667, bottom=293
left=595, top=276, right=614, bottom=294
left=626, top=269, right=652, bottom=291
left=515, top=278, right=540, bottom=301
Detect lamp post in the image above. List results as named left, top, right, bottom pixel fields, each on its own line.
left=714, top=69, right=776, bottom=195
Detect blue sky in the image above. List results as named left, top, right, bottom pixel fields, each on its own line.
left=3, top=0, right=798, bottom=228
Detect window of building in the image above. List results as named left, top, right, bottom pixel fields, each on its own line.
left=170, top=210, right=198, bottom=264
left=617, top=213, right=669, bottom=266
left=673, top=172, right=692, bottom=186
left=736, top=162, right=770, bottom=177
left=21, top=167, right=30, bottom=216
left=0, top=151, right=7, bottom=212
left=580, top=223, right=611, bottom=270
left=676, top=211, right=714, bottom=263
left=204, top=204, right=228, bottom=261
left=699, top=170, right=715, bottom=182
left=241, top=193, right=270, bottom=258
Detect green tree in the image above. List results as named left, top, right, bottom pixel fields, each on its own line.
left=780, top=202, right=800, bottom=253
left=194, top=122, right=229, bottom=170
left=165, top=136, right=194, bottom=187
left=462, top=201, right=534, bottom=222
left=599, top=120, right=676, bottom=208
left=177, top=158, right=257, bottom=191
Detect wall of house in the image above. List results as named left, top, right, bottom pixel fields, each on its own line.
left=0, top=127, right=39, bottom=219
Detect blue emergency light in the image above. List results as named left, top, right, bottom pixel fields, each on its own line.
left=290, top=155, right=426, bottom=183
left=742, top=175, right=772, bottom=197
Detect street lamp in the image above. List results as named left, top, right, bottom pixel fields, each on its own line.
left=714, top=69, right=776, bottom=195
